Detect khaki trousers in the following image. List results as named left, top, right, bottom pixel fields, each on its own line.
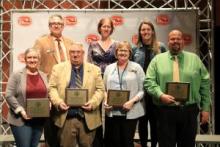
left=58, top=118, right=95, bottom=147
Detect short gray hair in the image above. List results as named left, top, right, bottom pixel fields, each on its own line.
left=24, top=48, right=41, bottom=60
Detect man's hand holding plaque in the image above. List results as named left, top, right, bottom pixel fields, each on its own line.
left=26, top=98, right=50, bottom=117
left=65, top=88, right=88, bottom=107
left=107, top=90, right=130, bottom=108
left=166, top=82, right=190, bottom=102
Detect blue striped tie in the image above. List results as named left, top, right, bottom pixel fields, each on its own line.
left=75, top=69, right=82, bottom=88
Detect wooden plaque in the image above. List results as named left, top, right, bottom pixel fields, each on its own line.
left=107, top=90, right=130, bottom=107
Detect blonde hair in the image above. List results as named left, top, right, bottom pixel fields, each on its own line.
left=115, top=41, right=132, bottom=59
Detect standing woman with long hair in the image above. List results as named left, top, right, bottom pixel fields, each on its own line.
left=132, top=20, right=167, bottom=147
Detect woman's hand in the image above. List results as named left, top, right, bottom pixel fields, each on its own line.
left=123, top=100, right=134, bottom=111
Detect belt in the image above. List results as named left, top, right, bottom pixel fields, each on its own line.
left=159, top=103, right=198, bottom=110
left=66, top=108, right=84, bottom=119
left=66, top=114, right=84, bottom=120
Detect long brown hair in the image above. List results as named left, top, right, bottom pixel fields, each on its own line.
left=137, top=20, right=160, bottom=54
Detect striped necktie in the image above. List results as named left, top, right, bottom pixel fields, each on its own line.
left=75, top=69, right=82, bottom=88
left=173, top=56, right=180, bottom=82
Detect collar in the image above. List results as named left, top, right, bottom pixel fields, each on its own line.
left=72, top=64, right=83, bottom=71
left=51, top=35, right=63, bottom=42
left=168, top=51, right=184, bottom=60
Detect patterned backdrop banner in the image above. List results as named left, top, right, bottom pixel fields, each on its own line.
left=11, top=9, right=198, bottom=72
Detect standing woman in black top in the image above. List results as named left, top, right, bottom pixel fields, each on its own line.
left=132, top=20, right=166, bottom=147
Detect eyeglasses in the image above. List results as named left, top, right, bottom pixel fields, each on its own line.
left=49, top=22, right=64, bottom=27
left=101, top=25, right=111, bottom=29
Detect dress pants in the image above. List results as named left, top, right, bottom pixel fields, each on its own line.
left=44, top=107, right=60, bottom=147
left=92, top=105, right=104, bottom=147
left=138, top=93, right=157, bottom=147
left=155, top=104, right=199, bottom=147
left=58, top=117, right=95, bottom=147
left=104, top=116, right=137, bottom=147
left=92, top=126, right=104, bottom=147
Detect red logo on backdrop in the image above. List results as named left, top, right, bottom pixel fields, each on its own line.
left=156, top=14, right=169, bottom=25
left=85, top=34, right=100, bottom=44
left=18, top=16, right=32, bottom=26
left=65, top=16, right=77, bottom=26
left=132, top=34, right=138, bottom=45
left=183, top=34, right=192, bottom=45
left=111, top=15, right=124, bottom=26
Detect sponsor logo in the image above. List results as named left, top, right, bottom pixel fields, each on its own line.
left=132, top=34, right=138, bottom=45
left=65, top=15, right=77, bottom=26
left=183, top=34, right=192, bottom=45
left=18, top=16, right=32, bottom=26
left=85, top=34, right=100, bottom=44
left=156, top=14, right=169, bottom=25
left=111, top=15, right=124, bottom=26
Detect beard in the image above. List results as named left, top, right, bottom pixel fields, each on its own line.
left=170, top=43, right=182, bottom=55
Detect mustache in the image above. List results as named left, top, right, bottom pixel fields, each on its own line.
left=172, top=43, right=180, bottom=48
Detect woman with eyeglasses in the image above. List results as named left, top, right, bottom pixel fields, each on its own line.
left=87, top=17, right=118, bottom=147
left=103, top=41, right=145, bottom=147
left=5, top=48, right=48, bottom=147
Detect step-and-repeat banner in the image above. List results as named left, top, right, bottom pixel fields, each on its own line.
left=12, top=9, right=198, bottom=72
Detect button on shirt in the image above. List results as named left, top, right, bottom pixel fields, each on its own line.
left=144, top=51, right=211, bottom=112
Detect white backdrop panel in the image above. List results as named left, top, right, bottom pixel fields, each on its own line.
left=12, top=9, right=198, bottom=72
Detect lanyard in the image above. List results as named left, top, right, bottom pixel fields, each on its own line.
left=117, top=62, right=128, bottom=90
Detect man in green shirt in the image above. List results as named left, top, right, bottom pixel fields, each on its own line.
left=144, top=29, right=211, bottom=147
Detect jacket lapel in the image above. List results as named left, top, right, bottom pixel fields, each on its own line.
left=48, top=35, right=59, bottom=63
left=82, top=63, right=90, bottom=88
left=20, top=68, right=27, bottom=103
left=62, top=36, right=70, bottom=60
left=65, top=61, right=72, bottom=88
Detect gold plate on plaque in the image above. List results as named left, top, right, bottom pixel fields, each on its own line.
left=26, top=98, right=49, bottom=117
left=107, top=90, right=130, bottom=107
left=166, top=82, right=190, bottom=102
left=65, top=88, right=88, bottom=106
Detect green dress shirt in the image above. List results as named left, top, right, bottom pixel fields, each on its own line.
left=144, top=51, right=211, bottom=112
